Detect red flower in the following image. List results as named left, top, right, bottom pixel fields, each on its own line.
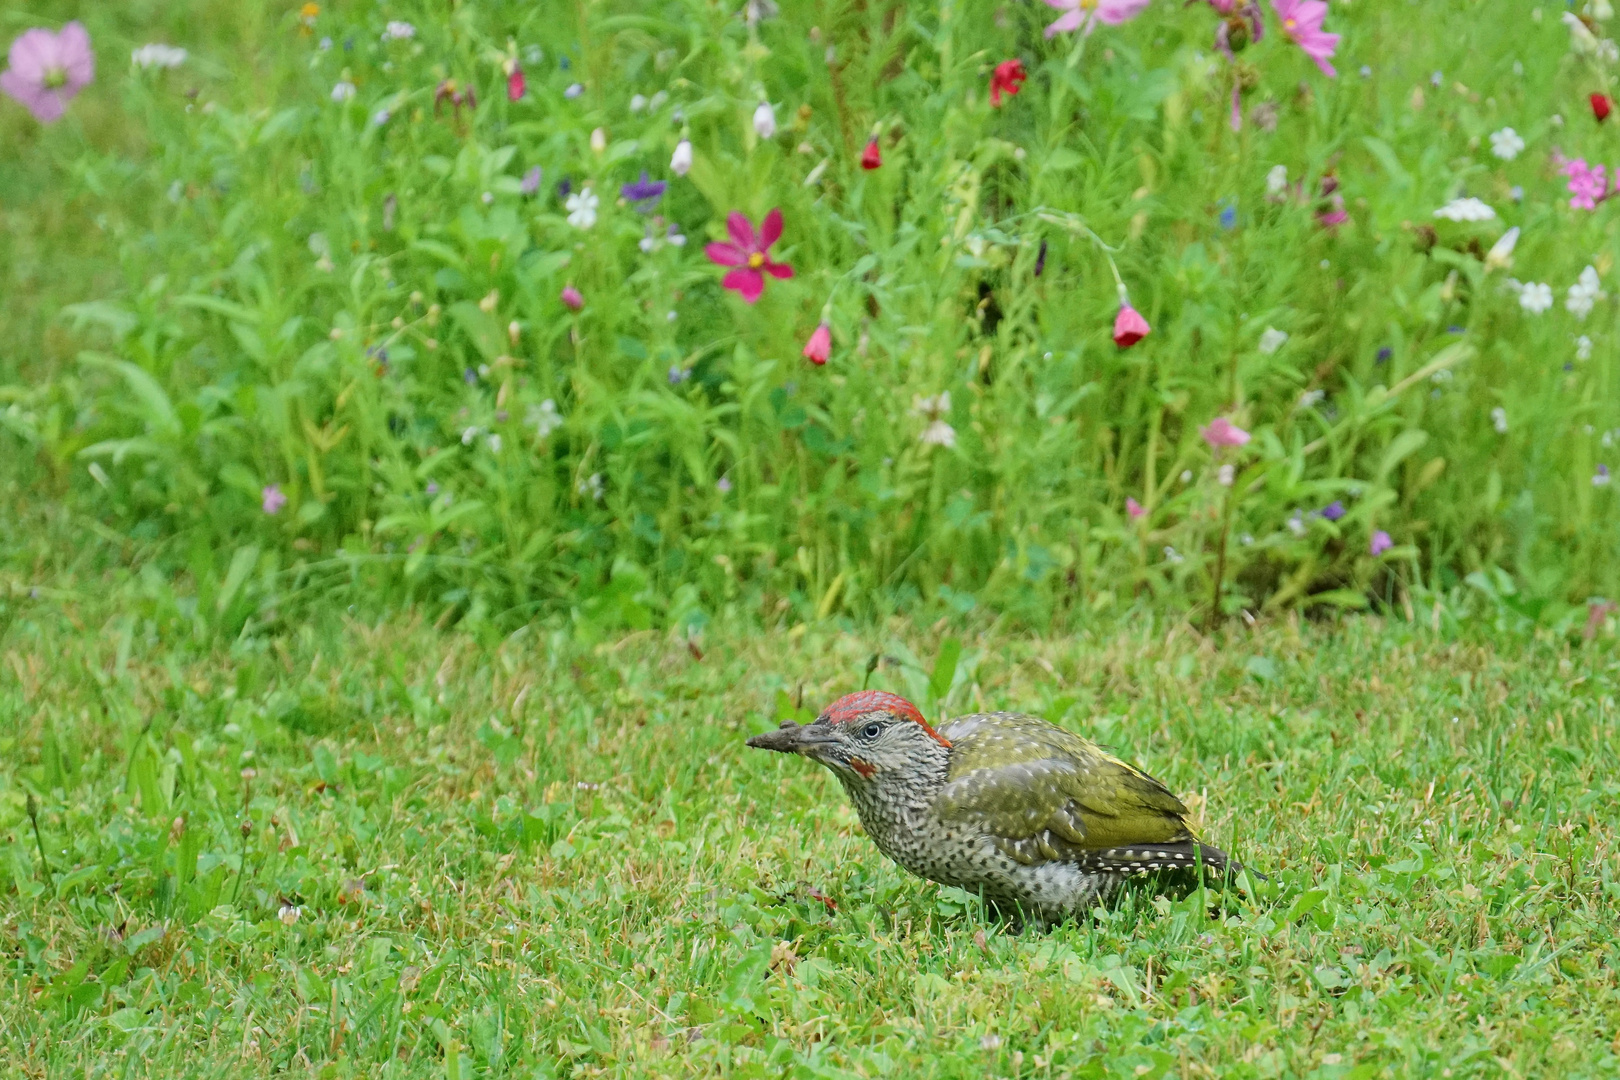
left=1594, top=92, right=1612, bottom=122
left=1113, top=304, right=1151, bottom=348
left=704, top=209, right=794, bottom=303
left=802, top=322, right=831, bottom=365
left=861, top=138, right=882, bottom=170
left=508, top=65, right=526, bottom=102
left=989, top=59, right=1027, bottom=107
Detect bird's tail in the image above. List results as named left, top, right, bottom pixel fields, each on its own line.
left=1077, top=841, right=1266, bottom=881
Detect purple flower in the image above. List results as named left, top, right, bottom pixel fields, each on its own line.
left=262, top=484, right=287, bottom=515
left=557, top=176, right=572, bottom=199
left=717, top=477, right=733, bottom=493
left=521, top=166, right=542, bottom=195
left=1, top=22, right=95, bottom=124
left=1376, top=347, right=1392, bottom=364
left=620, top=170, right=666, bottom=210
left=1369, top=530, right=1392, bottom=556
left=1320, top=500, right=1346, bottom=521
left=669, top=365, right=691, bottom=384
left=463, top=367, right=477, bottom=384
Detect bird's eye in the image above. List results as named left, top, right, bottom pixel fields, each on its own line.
left=861, top=722, right=883, bottom=740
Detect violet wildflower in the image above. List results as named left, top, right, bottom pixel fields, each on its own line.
left=717, top=477, right=733, bottom=494
left=1596, top=464, right=1613, bottom=487
left=262, top=484, right=287, bottom=515
left=1369, top=530, right=1393, bottom=556
left=621, top=170, right=666, bottom=210
left=2, top=22, right=95, bottom=123
left=1320, top=500, right=1345, bottom=521
left=521, top=166, right=542, bottom=195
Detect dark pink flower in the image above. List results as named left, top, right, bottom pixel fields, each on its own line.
left=508, top=65, right=526, bottom=102
left=1200, top=417, right=1251, bottom=448
left=1, top=22, right=94, bottom=124
left=560, top=285, right=583, bottom=311
left=704, top=208, right=793, bottom=304
left=1271, top=0, right=1338, bottom=77
left=1113, top=304, right=1151, bottom=348
left=860, top=138, right=882, bottom=170
left=802, top=322, right=831, bottom=365
left=989, top=59, right=1027, bottom=107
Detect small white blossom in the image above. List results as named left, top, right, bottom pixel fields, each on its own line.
left=1299, top=389, right=1325, bottom=409
left=1577, top=335, right=1595, bottom=361
left=1595, top=466, right=1613, bottom=487
left=1163, top=546, right=1185, bottom=564
left=1258, top=327, right=1289, bottom=354
left=753, top=100, right=777, bottom=138
left=578, top=473, right=605, bottom=501
left=131, top=43, right=188, bottom=69
left=629, top=93, right=648, bottom=113
left=529, top=399, right=563, bottom=438
left=1265, top=164, right=1288, bottom=197
left=1287, top=511, right=1307, bottom=537
left=1566, top=11, right=1603, bottom=55
left=1484, top=226, right=1519, bottom=271
left=566, top=187, right=599, bottom=229
left=912, top=393, right=956, bottom=448
left=1489, top=127, right=1525, bottom=161
left=1491, top=407, right=1508, bottom=434
left=590, top=127, right=606, bottom=154
left=382, top=21, right=416, bottom=41
left=564, top=83, right=584, bottom=99
left=487, top=434, right=502, bottom=454
left=1519, top=282, right=1554, bottom=314
left=1217, top=464, right=1235, bottom=487
left=461, top=426, right=479, bottom=446
left=670, top=140, right=693, bottom=177
left=279, top=904, right=302, bottom=926
left=1433, top=197, right=1495, bottom=222
left=1567, top=265, right=1605, bottom=320
left=331, top=81, right=357, bottom=103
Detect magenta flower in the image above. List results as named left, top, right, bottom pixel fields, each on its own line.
left=704, top=209, right=794, bottom=304
left=1041, top=0, right=1152, bottom=39
left=1369, top=530, right=1392, bottom=556
left=1200, top=417, right=1251, bottom=448
left=1562, top=158, right=1615, bottom=210
left=560, top=285, right=584, bottom=311
left=1, top=22, right=95, bottom=124
left=262, top=484, right=287, bottom=515
left=1271, top=0, right=1339, bottom=77
left=802, top=322, right=831, bottom=365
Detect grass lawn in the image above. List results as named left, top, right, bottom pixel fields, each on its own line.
left=3, top=610, right=1618, bottom=1078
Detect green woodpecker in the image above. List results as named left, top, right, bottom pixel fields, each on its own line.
left=747, top=690, right=1250, bottom=919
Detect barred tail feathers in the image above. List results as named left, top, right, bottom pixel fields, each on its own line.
left=1076, top=840, right=1264, bottom=880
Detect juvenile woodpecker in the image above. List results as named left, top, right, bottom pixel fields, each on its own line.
left=747, top=690, right=1249, bottom=919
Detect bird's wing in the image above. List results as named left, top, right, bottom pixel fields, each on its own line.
left=933, top=712, right=1192, bottom=866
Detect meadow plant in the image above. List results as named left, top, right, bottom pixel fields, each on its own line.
left=1, top=0, right=1618, bottom=634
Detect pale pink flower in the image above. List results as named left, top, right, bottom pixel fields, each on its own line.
left=1, top=22, right=95, bottom=124
left=1201, top=417, right=1251, bottom=448
left=1041, top=0, right=1153, bottom=40
left=802, top=322, right=831, bottom=365
left=1562, top=158, right=1614, bottom=210
left=262, top=484, right=287, bottom=515
left=1126, top=497, right=1146, bottom=519
left=1271, top=0, right=1339, bottom=77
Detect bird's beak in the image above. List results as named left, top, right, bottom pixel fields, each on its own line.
left=746, top=720, right=836, bottom=757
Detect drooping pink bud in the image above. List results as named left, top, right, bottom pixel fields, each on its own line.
left=560, top=285, right=583, bottom=311
left=508, top=65, right=526, bottom=102
left=860, top=138, right=882, bottom=170
left=1113, top=304, right=1151, bottom=348
left=802, top=322, right=832, bottom=365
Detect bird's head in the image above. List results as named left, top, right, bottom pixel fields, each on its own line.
left=746, top=690, right=951, bottom=781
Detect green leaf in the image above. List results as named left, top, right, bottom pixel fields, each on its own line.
left=929, top=638, right=962, bottom=704
left=1377, top=430, right=1429, bottom=484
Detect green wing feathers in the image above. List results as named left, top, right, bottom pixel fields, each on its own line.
left=934, top=712, right=1194, bottom=865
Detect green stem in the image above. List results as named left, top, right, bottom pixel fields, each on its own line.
left=26, top=794, right=53, bottom=892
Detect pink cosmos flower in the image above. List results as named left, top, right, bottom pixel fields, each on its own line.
left=1271, top=0, right=1338, bottom=77
left=1, top=22, right=95, bottom=124
left=262, top=484, right=287, bottom=515
left=1041, top=0, right=1152, bottom=40
left=802, top=322, right=831, bottom=365
left=1126, top=497, right=1146, bottom=519
left=1113, top=304, right=1151, bottom=348
left=704, top=208, right=794, bottom=304
left=1200, top=416, right=1251, bottom=448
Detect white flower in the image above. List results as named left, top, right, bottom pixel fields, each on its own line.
left=1519, top=282, right=1554, bottom=314
left=1258, top=327, right=1289, bottom=354
left=1596, top=466, right=1613, bottom=487
left=1566, top=11, right=1603, bottom=55
left=629, top=94, right=648, bottom=113
left=1489, top=127, right=1525, bottom=161
left=578, top=473, right=605, bottom=501
left=912, top=392, right=956, bottom=447
left=566, top=187, right=599, bottom=229
left=529, top=399, right=563, bottom=438
left=1287, top=511, right=1306, bottom=537
left=461, top=426, right=480, bottom=446
left=1433, top=197, right=1495, bottom=222
left=1298, top=389, right=1325, bottom=409
left=590, top=127, right=606, bottom=154
left=1578, top=335, right=1595, bottom=360
left=649, top=91, right=668, bottom=110
left=382, top=21, right=416, bottom=41
left=487, top=434, right=502, bottom=454
left=279, top=903, right=301, bottom=926
left=331, top=81, right=357, bottom=103
left=1484, top=226, right=1519, bottom=271
left=1596, top=0, right=1616, bottom=21
left=131, top=43, right=187, bottom=69
left=1491, top=407, right=1508, bottom=434
left=921, top=420, right=957, bottom=447
left=1265, top=164, right=1288, bottom=197
left=670, top=140, right=692, bottom=177
left=1163, top=546, right=1185, bottom=564
left=1567, top=265, right=1605, bottom=320
left=753, top=100, right=777, bottom=139
left=1217, top=464, right=1235, bottom=487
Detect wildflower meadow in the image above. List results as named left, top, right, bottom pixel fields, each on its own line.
left=4, top=2, right=1620, bottom=1078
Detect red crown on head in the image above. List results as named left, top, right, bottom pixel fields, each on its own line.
left=821, top=691, right=951, bottom=748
